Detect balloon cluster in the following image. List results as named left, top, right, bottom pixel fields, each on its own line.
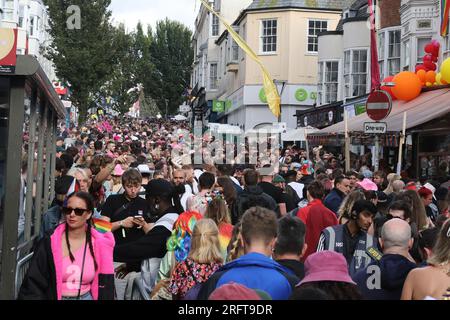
left=379, top=40, right=449, bottom=102
left=416, top=40, right=440, bottom=73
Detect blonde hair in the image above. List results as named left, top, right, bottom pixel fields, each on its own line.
left=428, top=219, right=450, bottom=267
left=227, top=221, right=244, bottom=262
left=384, top=174, right=401, bottom=195
left=338, top=191, right=364, bottom=224
left=188, top=219, right=223, bottom=264
left=205, top=198, right=231, bottom=225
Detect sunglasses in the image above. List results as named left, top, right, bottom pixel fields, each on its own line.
left=62, top=207, right=88, bottom=216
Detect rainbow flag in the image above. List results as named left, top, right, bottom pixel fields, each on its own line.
left=442, top=0, right=450, bottom=36
left=93, top=218, right=112, bottom=234
left=218, top=223, right=233, bottom=253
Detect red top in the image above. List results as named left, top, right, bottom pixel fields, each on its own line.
left=297, top=199, right=338, bottom=262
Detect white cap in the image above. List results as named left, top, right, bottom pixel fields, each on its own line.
left=137, top=164, right=151, bottom=174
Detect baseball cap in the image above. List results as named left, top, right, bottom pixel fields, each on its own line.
left=298, top=251, right=356, bottom=286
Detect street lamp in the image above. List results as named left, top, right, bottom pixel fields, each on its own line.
left=274, top=79, right=287, bottom=149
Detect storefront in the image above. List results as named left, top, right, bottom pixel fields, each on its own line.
left=309, top=88, right=450, bottom=178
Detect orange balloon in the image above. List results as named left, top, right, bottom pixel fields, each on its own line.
left=425, top=71, right=436, bottom=84
left=392, top=72, right=422, bottom=101
left=416, top=69, right=427, bottom=84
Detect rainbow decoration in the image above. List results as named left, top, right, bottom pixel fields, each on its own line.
left=92, top=218, right=112, bottom=234
left=218, top=223, right=233, bottom=253
left=442, top=0, right=450, bottom=37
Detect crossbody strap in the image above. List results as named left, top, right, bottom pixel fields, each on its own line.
left=77, top=240, right=88, bottom=300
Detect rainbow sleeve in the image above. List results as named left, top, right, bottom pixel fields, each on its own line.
left=93, top=218, right=113, bottom=234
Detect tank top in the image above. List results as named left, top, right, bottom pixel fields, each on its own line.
left=61, top=242, right=96, bottom=297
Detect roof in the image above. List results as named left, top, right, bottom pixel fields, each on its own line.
left=246, top=0, right=355, bottom=11
left=317, top=88, right=450, bottom=134
left=335, top=0, right=368, bottom=31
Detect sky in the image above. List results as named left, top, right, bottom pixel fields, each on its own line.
left=110, top=0, right=199, bottom=33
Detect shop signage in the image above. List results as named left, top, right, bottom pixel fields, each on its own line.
left=364, top=122, right=387, bottom=134
left=0, top=28, right=18, bottom=74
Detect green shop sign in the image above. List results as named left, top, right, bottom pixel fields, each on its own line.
left=355, top=104, right=366, bottom=115
left=212, top=100, right=225, bottom=113
left=259, top=88, right=267, bottom=103
left=295, top=89, right=308, bottom=102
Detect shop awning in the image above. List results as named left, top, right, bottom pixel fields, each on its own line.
left=318, top=88, right=450, bottom=134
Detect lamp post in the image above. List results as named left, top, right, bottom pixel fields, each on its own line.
left=274, top=80, right=287, bottom=149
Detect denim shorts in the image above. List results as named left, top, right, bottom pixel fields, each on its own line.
left=62, top=292, right=93, bottom=301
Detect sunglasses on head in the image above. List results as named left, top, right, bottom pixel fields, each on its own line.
left=62, top=207, right=88, bottom=216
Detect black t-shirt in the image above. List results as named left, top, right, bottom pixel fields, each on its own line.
left=101, top=194, right=149, bottom=246
left=258, top=182, right=284, bottom=204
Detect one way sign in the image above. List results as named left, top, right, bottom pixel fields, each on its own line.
left=364, top=122, right=387, bottom=134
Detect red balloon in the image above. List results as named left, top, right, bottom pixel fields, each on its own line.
left=381, top=76, right=397, bottom=100
left=424, top=43, right=435, bottom=54
left=423, top=60, right=436, bottom=71
left=423, top=54, right=433, bottom=63
left=432, top=56, right=438, bottom=62
left=415, top=64, right=426, bottom=72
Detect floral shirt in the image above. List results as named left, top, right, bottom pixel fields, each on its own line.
left=168, top=258, right=222, bottom=299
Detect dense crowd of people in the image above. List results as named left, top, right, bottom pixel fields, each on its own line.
left=17, top=116, right=450, bottom=301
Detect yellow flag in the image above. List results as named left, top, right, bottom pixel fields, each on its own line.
left=199, top=0, right=281, bottom=118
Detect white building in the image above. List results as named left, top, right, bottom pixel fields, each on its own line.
left=1, top=0, right=56, bottom=81
left=315, top=0, right=446, bottom=120
left=191, top=0, right=253, bottom=103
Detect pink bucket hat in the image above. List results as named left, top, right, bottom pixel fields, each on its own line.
left=357, top=178, right=378, bottom=191
left=298, top=251, right=355, bottom=286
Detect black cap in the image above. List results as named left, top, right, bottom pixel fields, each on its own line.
left=55, top=176, right=76, bottom=195
left=145, top=179, right=174, bottom=198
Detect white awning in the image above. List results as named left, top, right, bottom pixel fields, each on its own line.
left=318, top=88, right=450, bottom=134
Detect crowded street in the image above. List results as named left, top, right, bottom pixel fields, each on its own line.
left=0, top=0, right=449, bottom=306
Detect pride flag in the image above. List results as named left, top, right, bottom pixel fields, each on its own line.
left=442, top=0, right=450, bottom=37
left=92, top=218, right=112, bottom=234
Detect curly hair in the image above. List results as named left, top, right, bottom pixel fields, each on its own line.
left=166, top=211, right=203, bottom=262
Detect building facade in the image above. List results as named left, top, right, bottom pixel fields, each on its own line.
left=312, top=0, right=448, bottom=128
left=191, top=0, right=252, bottom=104
left=208, top=0, right=355, bottom=131
left=1, top=0, right=56, bottom=81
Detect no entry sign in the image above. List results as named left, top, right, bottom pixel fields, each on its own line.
left=366, top=90, right=392, bottom=121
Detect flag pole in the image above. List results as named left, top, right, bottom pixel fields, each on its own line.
left=396, top=112, right=407, bottom=175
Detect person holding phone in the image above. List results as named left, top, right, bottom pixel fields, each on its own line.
left=100, top=169, right=149, bottom=247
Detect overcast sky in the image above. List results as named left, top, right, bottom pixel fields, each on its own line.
left=110, top=0, right=199, bottom=32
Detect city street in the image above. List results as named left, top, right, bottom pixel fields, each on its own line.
left=0, top=0, right=449, bottom=304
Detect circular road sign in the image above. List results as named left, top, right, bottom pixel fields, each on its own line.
left=366, top=90, right=392, bottom=122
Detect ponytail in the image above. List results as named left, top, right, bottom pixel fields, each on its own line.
left=227, top=222, right=243, bottom=262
